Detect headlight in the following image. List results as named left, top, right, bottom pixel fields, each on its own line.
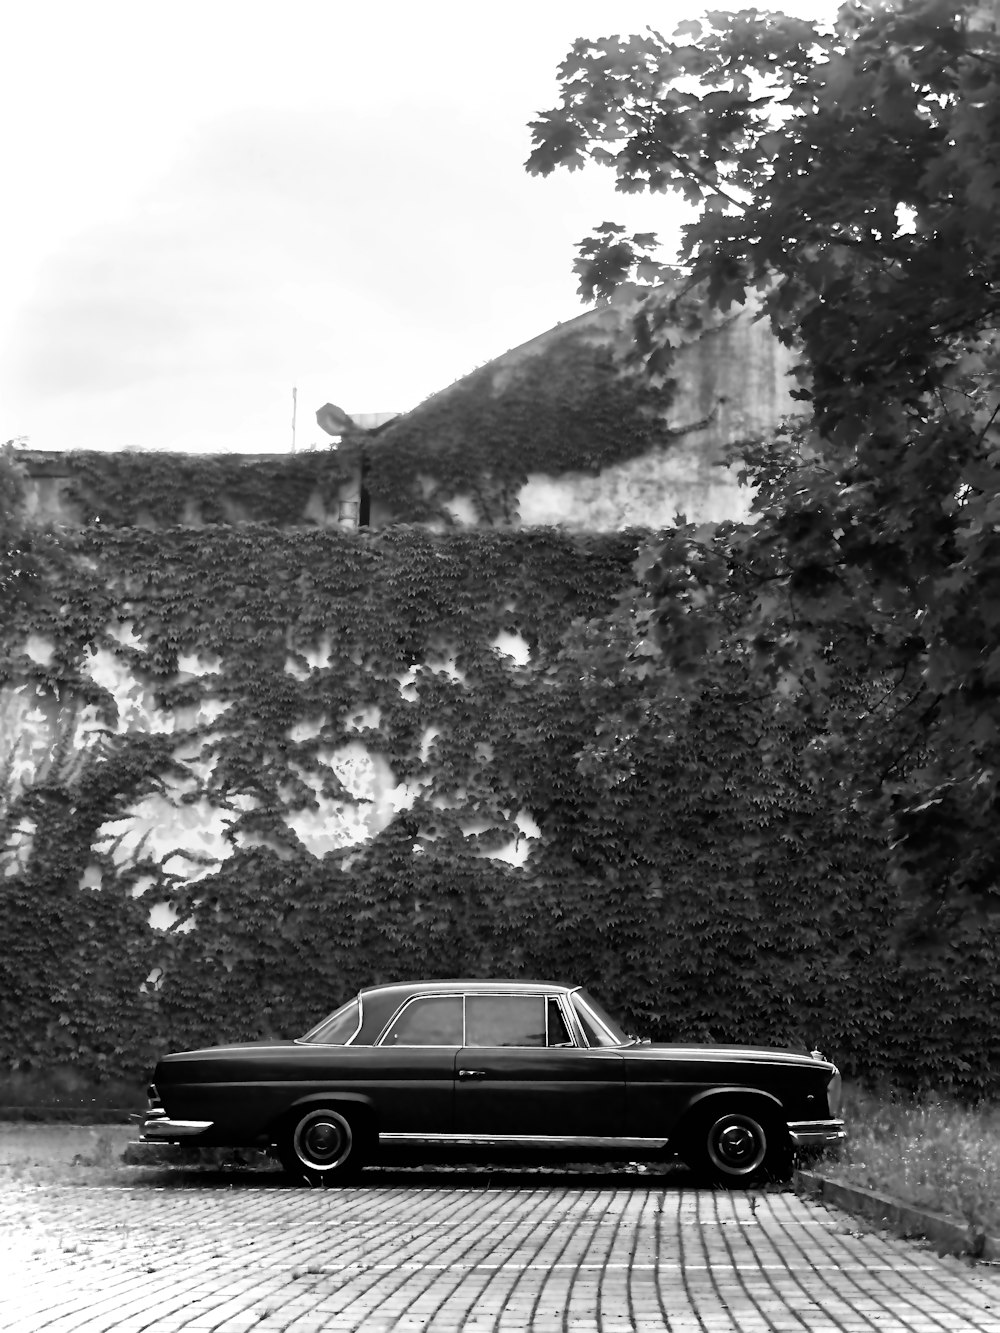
left=827, top=1067, right=843, bottom=1117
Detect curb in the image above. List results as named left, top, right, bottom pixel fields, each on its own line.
left=794, top=1169, right=1000, bottom=1262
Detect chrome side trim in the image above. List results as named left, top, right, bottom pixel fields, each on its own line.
left=379, top=1132, right=667, bottom=1150
left=140, top=1117, right=214, bottom=1139
left=787, top=1119, right=846, bottom=1147
left=345, top=991, right=364, bottom=1046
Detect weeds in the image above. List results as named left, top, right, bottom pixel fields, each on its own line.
left=0, top=1125, right=135, bottom=1186
left=71, top=1130, right=119, bottom=1168
left=826, top=1085, right=1000, bottom=1235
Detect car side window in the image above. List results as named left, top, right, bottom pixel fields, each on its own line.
left=571, top=994, right=622, bottom=1047
left=381, top=996, right=464, bottom=1046
left=466, top=995, right=549, bottom=1048
left=547, top=997, right=573, bottom=1046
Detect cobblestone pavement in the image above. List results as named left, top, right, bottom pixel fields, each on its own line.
left=3, top=1166, right=1000, bottom=1332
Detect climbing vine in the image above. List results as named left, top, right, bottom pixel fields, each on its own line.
left=34, top=327, right=691, bottom=535
left=1, top=517, right=999, bottom=1106
left=364, top=333, right=685, bottom=524
left=60, top=448, right=360, bottom=528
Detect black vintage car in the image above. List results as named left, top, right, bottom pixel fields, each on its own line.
left=140, top=979, right=845, bottom=1185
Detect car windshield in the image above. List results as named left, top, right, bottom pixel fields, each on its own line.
left=572, top=990, right=630, bottom=1047
left=297, top=997, right=361, bottom=1045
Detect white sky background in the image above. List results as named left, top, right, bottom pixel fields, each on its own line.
left=2, top=0, right=836, bottom=454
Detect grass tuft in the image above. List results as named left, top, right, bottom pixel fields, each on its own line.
left=71, top=1130, right=119, bottom=1168
left=825, top=1085, right=1000, bottom=1235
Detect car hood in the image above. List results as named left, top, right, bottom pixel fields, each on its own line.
left=628, top=1042, right=835, bottom=1071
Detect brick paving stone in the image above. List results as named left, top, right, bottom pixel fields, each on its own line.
left=2, top=1170, right=1000, bottom=1331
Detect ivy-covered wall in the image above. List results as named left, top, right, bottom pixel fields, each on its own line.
left=20, top=448, right=363, bottom=530
left=3, top=521, right=1000, bottom=1105
left=365, top=302, right=795, bottom=529
left=20, top=300, right=796, bottom=537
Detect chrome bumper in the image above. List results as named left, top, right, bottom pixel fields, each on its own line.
left=140, top=1111, right=214, bottom=1140
left=787, top=1118, right=846, bottom=1149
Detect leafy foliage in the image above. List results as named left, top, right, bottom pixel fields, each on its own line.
left=62, top=449, right=361, bottom=527
left=1, top=441, right=73, bottom=645
left=1, top=442, right=28, bottom=622
left=3, top=518, right=1000, bottom=1099
left=528, top=0, right=1000, bottom=927
left=830, top=1085, right=1000, bottom=1236
left=364, top=333, right=682, bottom=524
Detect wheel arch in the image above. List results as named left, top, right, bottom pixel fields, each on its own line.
left=670, top=1086, right=785, bottom=1143
left=268, top=1091, right=378, bottom=1146
left=671, top=1087, right=793, bottom=1185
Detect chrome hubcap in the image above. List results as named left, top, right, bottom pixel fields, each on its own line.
left=305, top=1123, right=343, bottom=1162
left=718, top=1124, right=757, bottom=1163
left=708, top=1115, right=766, bottom=1174
left=295, top=1112, right=351, bottom=1170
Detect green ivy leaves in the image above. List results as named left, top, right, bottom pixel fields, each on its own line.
left=364, top=335, right=678, bottom=526
left=2, top=520, right=999, bottom=1102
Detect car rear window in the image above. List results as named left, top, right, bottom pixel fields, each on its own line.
left=298, top=997, right=361, bottom=1045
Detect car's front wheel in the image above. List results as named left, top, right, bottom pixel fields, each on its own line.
left=680, top=1105, right=791, bottom=1186
left=278, top=1106, right=362, bottom=1187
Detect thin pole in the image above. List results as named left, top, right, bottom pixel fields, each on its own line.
left=291, top=386, right=298, bottom=452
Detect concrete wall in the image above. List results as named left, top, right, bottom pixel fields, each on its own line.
left=3, top=299, right=797, bottom=929
left=437, top=300, right=799, bottom=531
left=18, top=299, right=797, bottom=534
left=0, top=629, right=539, bottom=941
left=18, top=451, right=365, bottom=530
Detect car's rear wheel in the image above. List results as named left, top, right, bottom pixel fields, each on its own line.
left=680, top=1105, right=791, bottom=1186
left=278, top=1106, right=361, bottom=1187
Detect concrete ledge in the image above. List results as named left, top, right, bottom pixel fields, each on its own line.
left=795, top=1169, right=1000, bottom=1262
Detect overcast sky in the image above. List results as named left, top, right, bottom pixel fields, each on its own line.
left=2, top=0, right=836, bottom=454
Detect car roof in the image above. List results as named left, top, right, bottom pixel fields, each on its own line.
left=359, top=979, right=573, bottom=999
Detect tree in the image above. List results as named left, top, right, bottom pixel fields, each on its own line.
left=527, top=0, right=1000, bottom=930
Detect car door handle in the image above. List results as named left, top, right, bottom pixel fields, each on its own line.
left=457, top=1068, right=487, bottom=1080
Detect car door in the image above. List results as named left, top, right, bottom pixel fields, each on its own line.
left=363, top=993, right=463, bottom=1133
left=454, top=992, right=625, bottom=1139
